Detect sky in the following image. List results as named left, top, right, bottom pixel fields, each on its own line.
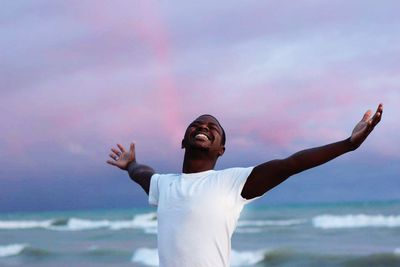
left=1, top=0, right=399, bottom=212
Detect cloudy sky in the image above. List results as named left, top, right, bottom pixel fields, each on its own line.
left=1, top=0, right=399, bottom=212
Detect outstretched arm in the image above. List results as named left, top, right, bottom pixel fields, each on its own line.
left=107, top=143, right=154, bottom=195
left=241, top=104, right=383, bottom=200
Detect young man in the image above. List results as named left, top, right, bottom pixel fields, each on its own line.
left=107, top=104, right=383, bottom=267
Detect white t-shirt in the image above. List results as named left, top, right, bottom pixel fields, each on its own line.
left=149, top=167, right=256, bottom=267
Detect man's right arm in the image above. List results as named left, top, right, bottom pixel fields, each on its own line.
left=107, top=143, right=155, bottom=195
left=127, top=161, right=154, bottom=195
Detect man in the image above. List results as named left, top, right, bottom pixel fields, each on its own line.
left=107, top=103, right=383, bottom=267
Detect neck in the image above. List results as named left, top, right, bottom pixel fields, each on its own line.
left=182, top=149, right=218, bottom=173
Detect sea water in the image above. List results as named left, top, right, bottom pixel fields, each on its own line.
left=1, top=201, right=400, bottom=267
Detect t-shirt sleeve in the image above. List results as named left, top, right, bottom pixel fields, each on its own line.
left=148, top=173, right=160, bottom=206
left=226, top=166, right=261, bottom=205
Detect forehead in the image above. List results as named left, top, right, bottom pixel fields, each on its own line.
left=195, top=115, right=220, bottom=124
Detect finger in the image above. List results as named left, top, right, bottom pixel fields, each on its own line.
left=106, top=160, right=117, bottom=166
left=373, top=103, right=383, bottom=119
left=117, top=143, right=126, bottom=153
left=109, top=153, right=118, bottom=160
left=370, top=111, right=382, bottom=127
left=369, top=103, right=383, bottom=125
left=361, top=110, right=372, bottom=122
left=130, top=143, right=135, bottom=154
left=373, top=103, right=383, bottom=116
left=111, top=148, right=121, bottom=156
left=376, top=103, right=383, bottom=121
left=109, top=150, right=118, bottom=158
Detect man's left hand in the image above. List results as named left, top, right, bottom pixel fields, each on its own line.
left=350, top=103, right=383, bottom=150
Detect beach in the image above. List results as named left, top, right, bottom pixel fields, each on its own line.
left=1, top=200, right=400, bottom=267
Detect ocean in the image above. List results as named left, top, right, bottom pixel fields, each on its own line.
left=1, top=200, right=399, bottom=267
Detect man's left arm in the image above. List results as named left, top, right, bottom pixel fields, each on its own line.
left=241, top=103, right=383, bottom=200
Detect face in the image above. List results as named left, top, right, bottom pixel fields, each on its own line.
left=182, top=115, right=225, bottom=156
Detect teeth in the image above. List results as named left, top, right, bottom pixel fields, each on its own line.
left=195, top=133, right=209, bottom=140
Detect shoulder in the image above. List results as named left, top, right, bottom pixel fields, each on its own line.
left=151, top=173, right=180, bottom=184
left=213, top=167, right=255, bottom=185
left=216, top=166, right=255, bottom=176
left=152, top=172, right=180, bottom=177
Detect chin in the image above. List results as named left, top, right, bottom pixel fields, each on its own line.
left=189, top=143, right=210, bottom=151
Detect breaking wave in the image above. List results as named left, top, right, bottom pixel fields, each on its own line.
left=238, top=219, right=306, bottom=227
left=0, top=212, right=157, bottom=232
left=231, top=249, right=266, bottom=266
left=0, top=243, right=28, bottom=258
left=131, top=248, right=159, bottom=266
left=4, top=213, right=399, bottom=232
left=131, top=247, right=268, bottom=266
left=0, top=213, right=305, bottom=234
left=235, top=227, right=262, bottom=233
left=0, top=220, right=54, bottom=230
left=312, top=214, right=400, bottom=229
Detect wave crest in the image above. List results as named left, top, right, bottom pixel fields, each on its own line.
left=238, top=219, right=305, bottom=227
left=231, top=249, right=266, bottom=266
left=131, top=248, right=159, bottom=266
left=0, top=220, right=53, bottom=229
left=312, top=214, right=400, bottom=229
left=0, top=243, right=28, bottom=258
left=0, top=212, right=157, bottom=232
left=131, top=247, right=267, bottom=266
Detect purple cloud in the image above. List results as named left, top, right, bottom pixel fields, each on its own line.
left=0, top=0, right=398, bottom=187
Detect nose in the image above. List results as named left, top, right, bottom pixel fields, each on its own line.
left=197, top=124, right=209, bottom=132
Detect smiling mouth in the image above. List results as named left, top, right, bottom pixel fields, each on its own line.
left=194, top=133, right=211, bottom=141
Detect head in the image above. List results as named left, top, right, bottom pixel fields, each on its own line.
left=181, top=114, right=226, bottom=157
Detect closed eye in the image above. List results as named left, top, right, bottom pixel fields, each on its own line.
left=189, top=120, right=221, bottom=135
left=209, top=124, right=221, bottom=134
left=189, top=122, right=200, bottom=128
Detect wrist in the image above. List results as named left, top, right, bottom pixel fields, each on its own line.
left=126, top=160, right=137, bottom=172
left=345, top=137, right=357, bottom=151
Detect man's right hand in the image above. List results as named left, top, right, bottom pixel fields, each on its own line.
left=107, top=143, right=136, bottom=170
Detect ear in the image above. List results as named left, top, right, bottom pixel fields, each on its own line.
left=181, top=139, right=185, bottom=149
left=218, top=146, right=225, bottom=157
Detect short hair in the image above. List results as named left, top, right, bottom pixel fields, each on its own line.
left=198, top=114, right=226, bottom=146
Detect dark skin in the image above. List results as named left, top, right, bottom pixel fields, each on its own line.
left=107, top=103, right=383, bottom=199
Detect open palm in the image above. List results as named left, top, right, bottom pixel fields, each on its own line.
left=350, top=104, right=383, bottom=149
left=107, top=143, right=136, bottom=170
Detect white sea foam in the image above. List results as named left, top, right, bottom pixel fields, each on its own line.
left=0, top=213, right=157, bottom=232
left=0, top=244, right=28, bottom=258
left=1, top=213, right=304, bottom=234
left=238, top=219, right=305, bottom=227
left=110, top=212, right=157, bottom=230
left=144, top=228, right=158, bottom=234
left=130, top=248, right=266, bottom=266
left=48, top=212, right=157, bottom=232
left=131, top=248, right=159, bottom=266
left=0, top=220, right=53, bottom=229
left=66, top=218, right=111, bottom=231
left=235, top=227, right=262, bottom=233
left=231, top=249, right=266, bottom=266
left=312, top=214, right=400, bottom=229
